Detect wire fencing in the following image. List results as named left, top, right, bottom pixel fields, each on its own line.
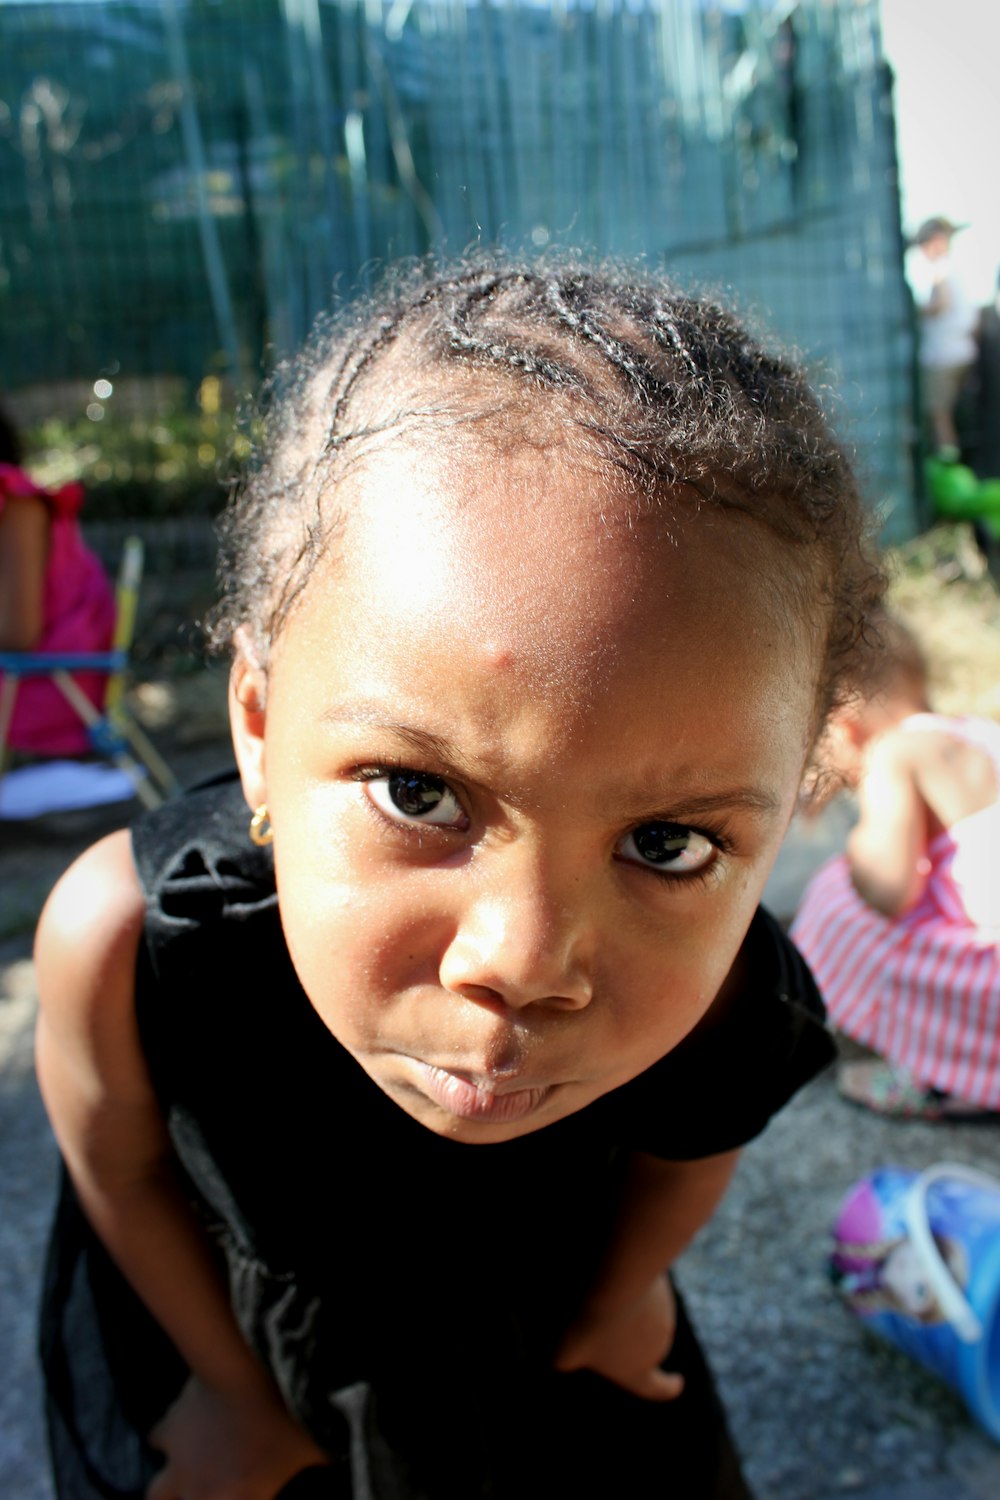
left=0, top=0, right=917, bottom=536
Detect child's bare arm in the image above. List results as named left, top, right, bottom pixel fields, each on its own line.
left=0, top=494, right=48, bottom=649
left=846, top=733, right=927, bottom=916
left=554, top=1148, right=740, bottom=1400
left=35, top=831, right=328, bottom=1500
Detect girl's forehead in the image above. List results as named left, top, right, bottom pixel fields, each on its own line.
left=329, top=430, right=806, bottom=605
left=332, top=436, right=653, bottom=640
left=290, top=434, right=824, bottom=720
left=265, top=434, right=823, bottom=811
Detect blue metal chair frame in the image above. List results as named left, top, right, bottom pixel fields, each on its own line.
left=0, top=537, right=179, bottom=808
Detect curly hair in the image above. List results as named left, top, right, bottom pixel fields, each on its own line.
left=210, top=254, right=885, bottom=728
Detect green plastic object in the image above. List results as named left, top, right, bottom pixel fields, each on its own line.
left=975, top=478, right=1000, bottom=520
left=927, top=460, right=981, bottom=518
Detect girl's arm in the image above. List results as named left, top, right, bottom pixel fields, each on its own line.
left=553, top=1148, right=740, bottom=1401
left=0, top=493, right=48, bottom=649
left=34, top=830, right=329, bottom=1500
left=845, top=732, right=927, bottom=916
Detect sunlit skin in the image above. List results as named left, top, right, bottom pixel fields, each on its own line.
left=231, top=435, right=825, bottom=1145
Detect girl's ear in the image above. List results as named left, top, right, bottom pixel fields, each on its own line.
left=837, top=709, right=870, bottom=751
left=229, top=626, right=269, bottom=812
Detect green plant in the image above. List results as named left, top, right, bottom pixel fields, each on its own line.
left=24, top=387, right=252, bottom=521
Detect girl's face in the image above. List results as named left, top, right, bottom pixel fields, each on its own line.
left=232, top=435, right=822, bottom=1143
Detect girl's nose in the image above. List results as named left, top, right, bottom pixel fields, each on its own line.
left=438, top=864, right=594, bottom=1012
left=439, top=908, right=594, bottom=1012
left=437, top=852, right=593, bottom=1014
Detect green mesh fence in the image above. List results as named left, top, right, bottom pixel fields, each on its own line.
left=0, top=0, right=917, bottom=537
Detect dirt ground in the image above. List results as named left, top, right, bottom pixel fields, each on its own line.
left=886, top=524, right=1000, bottom=720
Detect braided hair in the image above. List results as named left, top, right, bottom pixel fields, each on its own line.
left=211, top=254, right=884, bottom=725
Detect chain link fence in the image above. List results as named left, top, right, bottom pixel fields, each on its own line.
left=0, top=0, right=918, bottom=538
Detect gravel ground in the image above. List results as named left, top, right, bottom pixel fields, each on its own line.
left=2, top=680, right=1000, bottom=1499
left=681, top=1077, right=1000, bottom=1500
left=0, top=932, right=57, bottom=1500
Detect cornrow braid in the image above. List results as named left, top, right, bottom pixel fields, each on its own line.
left=447, top=271, right=583, bottom=390
left=543, top=277, right=666, bottom=401
left=210, top=252, right=884, bottom=724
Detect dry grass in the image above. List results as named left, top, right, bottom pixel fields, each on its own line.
left=885, top=524, right=1000, bottom=721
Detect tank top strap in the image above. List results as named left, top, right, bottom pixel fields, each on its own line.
left=131, top=771, right=277, bottom=969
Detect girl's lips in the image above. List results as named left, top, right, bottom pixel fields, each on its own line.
left=409, top=1060, right=553, bottom=1123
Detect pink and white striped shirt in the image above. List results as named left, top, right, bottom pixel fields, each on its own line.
left=791, top=714, right=1000, bottom=1108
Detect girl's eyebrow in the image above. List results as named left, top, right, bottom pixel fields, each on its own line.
left=320, top=704, right=782, bottom=818
left=318, top=706, right=463, bottom=767
left=642, top=788, right=783, bottom=819
left=596, top=783, right=783, bottom=825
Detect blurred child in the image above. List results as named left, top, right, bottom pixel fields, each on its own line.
left=34, top=258, right=883, bottom=1500
left=792, top=614, right=1000, bottom=1119
left=0, top=405, right=115, bottom=756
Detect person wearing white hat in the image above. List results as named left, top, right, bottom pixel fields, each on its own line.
left=906, top=216, right=978, bottom=458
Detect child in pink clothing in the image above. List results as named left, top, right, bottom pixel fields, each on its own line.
left=0, top=410, right=116, bottom=756
left=791, top=615, right=1000, bottom=1118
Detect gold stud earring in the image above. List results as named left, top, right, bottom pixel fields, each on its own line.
left=249, top=804, right=273, bottom=846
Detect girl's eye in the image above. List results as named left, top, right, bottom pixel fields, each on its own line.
left=363, top=770, right=467, bottom=829
left=617, top=821, right=716, bottom=876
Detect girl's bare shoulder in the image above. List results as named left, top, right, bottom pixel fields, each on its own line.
left=888, top=721, right=999, bottom=824
left=872, top=721, right=967, bottom=772
left=890, top=720, right=991, bottom=774
left=35, top=829, right=146, bottom=1033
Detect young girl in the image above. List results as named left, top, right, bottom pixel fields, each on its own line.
left=792, top=613, right=1000, bottom=1120
left=35, top=259, right=882, bottom=1500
